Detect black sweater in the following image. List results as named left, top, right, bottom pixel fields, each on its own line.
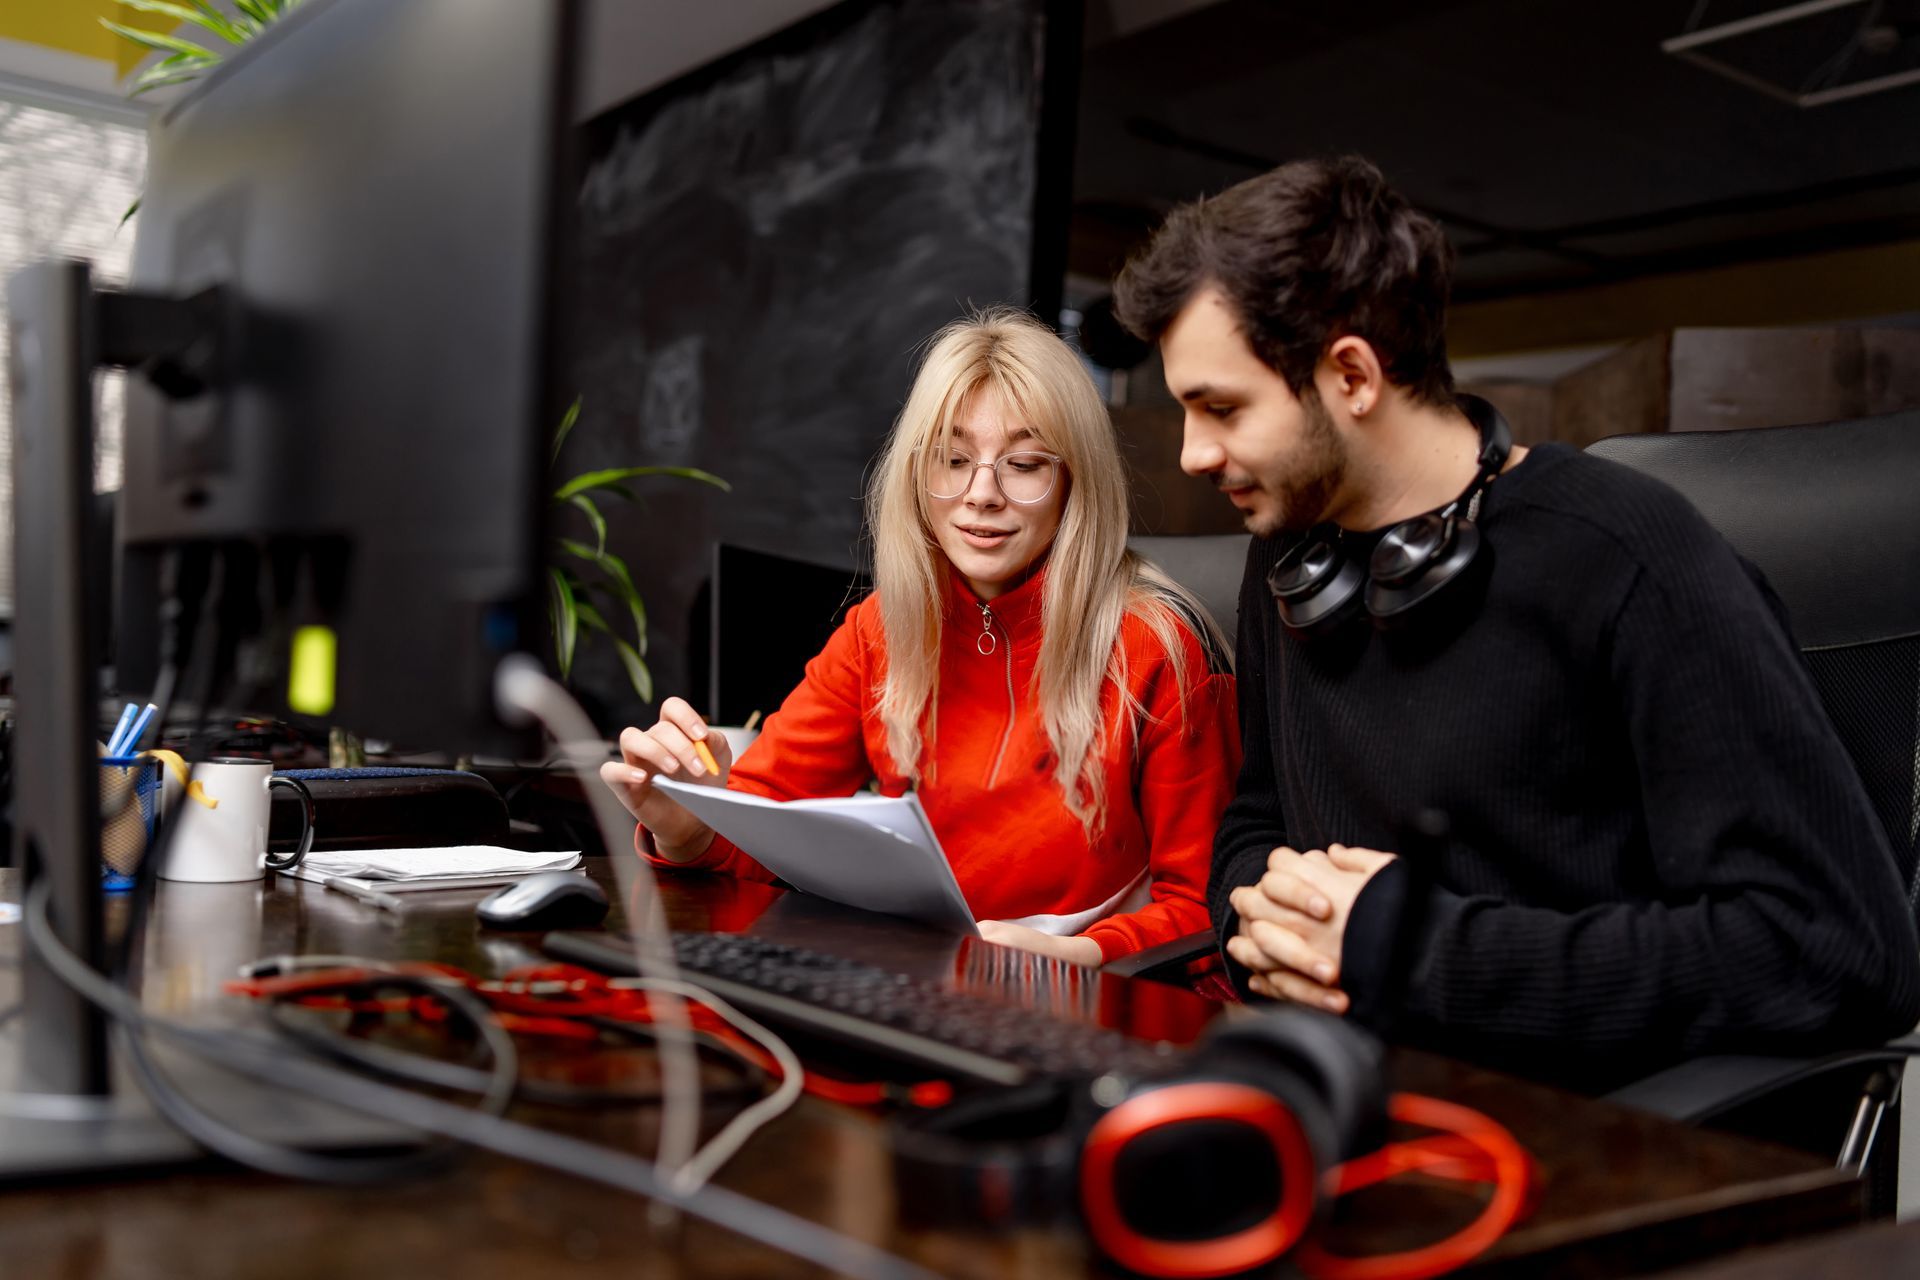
left=1211, top=442, right=1920, bottom=1091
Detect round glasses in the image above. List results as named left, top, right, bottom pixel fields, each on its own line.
left=923, top=448, right=1064, bottom=504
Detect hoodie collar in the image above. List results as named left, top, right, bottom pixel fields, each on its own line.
left=945, top=560, right=1047, bottom=645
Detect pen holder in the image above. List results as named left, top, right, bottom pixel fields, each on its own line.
left=100, top=755, right=164, bottom=892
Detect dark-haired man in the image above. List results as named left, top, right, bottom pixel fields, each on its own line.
left=1114, top=156, right=1919, bottom=1090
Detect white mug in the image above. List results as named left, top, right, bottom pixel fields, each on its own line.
left=160, top=758, right=316, bottom=883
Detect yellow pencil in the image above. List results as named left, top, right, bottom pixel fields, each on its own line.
left=692, top=738, right=720, bottom=777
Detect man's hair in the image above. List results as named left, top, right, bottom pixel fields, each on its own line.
left=1113, top=156, right=1457, bottom=406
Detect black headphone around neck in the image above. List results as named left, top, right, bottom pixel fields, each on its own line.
left=1267, top=394, right=1513, bottom=639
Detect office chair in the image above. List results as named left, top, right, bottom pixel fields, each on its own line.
left=1586, top=412, right=1920, bottom=1193
left=1126, top=533, right=1251, bottom=658
left=1106, top=534, right=1249, bottom=996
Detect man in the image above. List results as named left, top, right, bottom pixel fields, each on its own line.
left=1112, top=156, right=1920, bottom=1090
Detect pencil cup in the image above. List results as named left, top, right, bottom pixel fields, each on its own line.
left=100, top=756, right=164, bottom=892
left=159, top=758, right=316, bottom=883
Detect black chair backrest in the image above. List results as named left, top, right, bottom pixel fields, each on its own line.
left=1587, top=413, right=1920, bottom=915
left=1128, top=533, right=1253, bottom=657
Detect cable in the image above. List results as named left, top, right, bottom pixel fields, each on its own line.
left=261, top=985, right=770, bottom=1108
left=491, top=658, right=704, bottom=1185
left=1293, top=1092, right=1535, bottom=1280
left=116, top=970, right=516, bottom=1186
left=618, top=975, right=806, bottom=1197
left=23, top=880, right=938, bottom=1280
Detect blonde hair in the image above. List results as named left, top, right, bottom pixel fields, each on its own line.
left=866, top=307, right=1227, bottom=834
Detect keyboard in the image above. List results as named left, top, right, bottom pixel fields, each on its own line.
left=542, top=930, right=1189, bottom=1087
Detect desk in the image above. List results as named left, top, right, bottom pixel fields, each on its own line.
left=0, top=862, right=1866, bottom=1278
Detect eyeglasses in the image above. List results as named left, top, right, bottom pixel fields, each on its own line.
left=922, top=448, right=1064, bottom=504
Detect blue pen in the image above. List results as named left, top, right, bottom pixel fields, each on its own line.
left=105, top=702, right=138, bottom=757
left=120, top=702, right=160, bottom=755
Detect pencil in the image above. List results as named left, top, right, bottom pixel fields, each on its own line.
left=692, top=738, right=720, bottom=777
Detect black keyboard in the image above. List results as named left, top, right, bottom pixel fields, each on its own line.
left=543, top=930, right=1187, bottom=1087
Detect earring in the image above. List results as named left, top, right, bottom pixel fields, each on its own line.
left=1352, top=401, right=1367, bottom=415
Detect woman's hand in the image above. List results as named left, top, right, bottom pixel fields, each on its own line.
left=598, top=696, right=734, bottom=861
left=976, top=920, right=1104, bottom=968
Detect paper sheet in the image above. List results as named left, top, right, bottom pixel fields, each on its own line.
left=652, top=780, right=977, bottom=935
left=285, top=846, right=581, bottom=885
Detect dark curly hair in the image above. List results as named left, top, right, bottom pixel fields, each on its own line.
left=1113, top=156, right=1457, bottom=406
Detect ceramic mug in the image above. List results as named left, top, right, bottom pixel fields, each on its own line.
left=160, top=758, right=316, bottom=882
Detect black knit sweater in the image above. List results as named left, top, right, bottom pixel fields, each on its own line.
left=1211, top=442, right=1920, bottom=1092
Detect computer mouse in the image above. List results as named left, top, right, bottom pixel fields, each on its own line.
left=476, top=872, right=610, bottom=931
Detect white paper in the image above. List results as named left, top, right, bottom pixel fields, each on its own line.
left=285, top=846, right=581, bottom=885
left=652, top=779, right=978, bottom=935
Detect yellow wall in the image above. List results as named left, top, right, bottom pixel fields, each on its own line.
left=0, top=2, right=179, bottom=79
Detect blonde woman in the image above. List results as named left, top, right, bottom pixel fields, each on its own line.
left=601, top=309, right=1238, bottom=965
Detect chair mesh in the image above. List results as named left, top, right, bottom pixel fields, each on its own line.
left=1802, top=636, right=1920, bottom=917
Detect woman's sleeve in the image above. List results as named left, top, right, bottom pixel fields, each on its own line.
left=635, top=601, right=882, bottom=881
left=1081, top=621, right=1240, bottom=961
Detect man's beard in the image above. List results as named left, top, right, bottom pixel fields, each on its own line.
left=1238, top=389, right=1347, bottom=537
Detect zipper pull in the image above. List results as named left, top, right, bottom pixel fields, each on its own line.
left=976, top=603, right=997, bottom=656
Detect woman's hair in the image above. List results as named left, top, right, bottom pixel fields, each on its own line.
left=866, top=307, right=1227, bottom=835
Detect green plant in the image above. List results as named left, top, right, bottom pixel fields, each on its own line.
left=548, top=400, right=729, bottom=703
left=103, top=0, right=305, bottom=225
left=102, top=0, right=303, bottom=95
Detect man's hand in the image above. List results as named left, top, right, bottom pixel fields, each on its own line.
left=976, top=920, right=1104, bottom=968
left=1225, top=844, right=1396, bottom=1011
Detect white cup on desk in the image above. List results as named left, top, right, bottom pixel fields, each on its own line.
left=160, top=758, right=316, bottom=882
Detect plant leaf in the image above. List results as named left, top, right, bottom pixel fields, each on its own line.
left=574, top=600, right=654, bottom=701
left=130, top=67, right=214, bottom=95
left=118, top=197, right=142, bottom=230
left=566, top=493, right=607, bottom=555
left=115, top=0, right=247, bottom=42
left=99, top=19, right=221, bottom=63
left=549, top=397, right=582, bottom=466
left=608, top=635, right=653, bottom=703
left=547, top=568, right=578, bottom=681
left=554, top=466, right=730, bottom=501
left=559, top=539, right=647, bottom=655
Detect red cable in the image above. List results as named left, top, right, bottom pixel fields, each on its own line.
left=1292, top=1092, right=1535, bottom=1280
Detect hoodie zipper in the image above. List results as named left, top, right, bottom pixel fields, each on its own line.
left=978, top=603, right=1016, bottom=787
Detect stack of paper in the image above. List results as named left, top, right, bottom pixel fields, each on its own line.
left=653, top=779, right=977, bottom=935
left=286, top=846, right=581, bottom=893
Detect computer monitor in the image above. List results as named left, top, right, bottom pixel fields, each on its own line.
left=700, top=543, right=869, bottom=728
left=115, top=0, right=574, bottom=753
left=3, top=0, right=575, bottom=1166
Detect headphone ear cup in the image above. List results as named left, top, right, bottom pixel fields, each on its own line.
left=1267, top=535, right=1367, bottom=639
left=1200, top=1008, right=1389, bottom=1164
left=1366, top=516, right=1483, bottom=628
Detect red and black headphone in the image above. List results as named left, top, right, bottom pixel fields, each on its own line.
left=892, top=1006, right=1532, bottom=1279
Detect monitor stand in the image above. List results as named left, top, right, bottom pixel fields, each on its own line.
left=0, top=260, right=410, bottom=1179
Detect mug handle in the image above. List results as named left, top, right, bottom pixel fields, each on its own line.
left=263, top=774, right=317, bottom=872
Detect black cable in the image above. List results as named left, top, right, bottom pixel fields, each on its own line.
left=262, top=991, right=769, bottom=1108
left=107, top=548, right=475, bottom=1184
left=23, top=881, right=937, bottom=1280
left=116, top=971, right=516, bottom=1186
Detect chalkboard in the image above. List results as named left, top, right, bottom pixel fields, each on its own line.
left=562, top=0, right=1061, bottom=726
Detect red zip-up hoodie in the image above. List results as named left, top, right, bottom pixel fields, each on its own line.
left=640, top=568, right=1238, bottom=961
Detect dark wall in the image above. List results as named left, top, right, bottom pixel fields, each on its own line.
left=563, top=0, right=1054, bottom=729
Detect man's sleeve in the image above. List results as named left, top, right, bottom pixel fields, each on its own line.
left=1210, top=537, right=1293, bottom=997
left=1341, top=535, right=1920, bottom=1069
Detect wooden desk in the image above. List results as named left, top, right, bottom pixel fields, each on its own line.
left=0, top=863, right=1864, bottom=1278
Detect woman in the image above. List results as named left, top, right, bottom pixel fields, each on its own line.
left=601, top=308, right=1238, bottom=965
